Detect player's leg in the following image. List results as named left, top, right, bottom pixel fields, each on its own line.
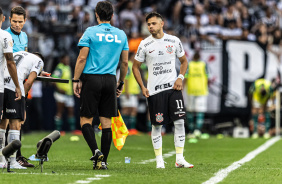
left=66, top=95, right=76, bottom=132
left=147, top=91, right=168, bottom=168
left=80, top=74, right=104, bottom=170
left=251, top=104, right=260, bottom=138
left=129, top=95, right=138, bottom=134
left=0, top=119, right=8, bottom=168
left=263, top=109, right=271, bottom=139
left=194, top=96, right=207, bottom=138
left=169, top=90, right=194, bottom=168
left=54, top=99, right=64, bottom=132
left=186, top=95, right=195, bottom=136
left=8, top=119, right=26, bottom=169
left=99, top=117, right=112, bottom=170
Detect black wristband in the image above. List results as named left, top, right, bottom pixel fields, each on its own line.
left=72, top=79, right=79, bottom=83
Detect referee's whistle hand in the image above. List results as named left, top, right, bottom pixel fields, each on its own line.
left=73, top=82, right=81, bottom=98
left=15, top=87, right=22, bottom=101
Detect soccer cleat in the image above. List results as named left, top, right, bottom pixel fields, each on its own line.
left=101, top=162, right=108, bottom=170
left=10, top=161, right=27, bottom=169
left=175, top=158, right=194, bottom=168
left=17, top=156, right=35, bottom=167
left=90, top=149, right=104, bottom=170
left=156, top=159, right=165, bottom=169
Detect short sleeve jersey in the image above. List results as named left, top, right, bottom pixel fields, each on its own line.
left=5, top=27, right=28, bottom=52
left=78, top=23, right=129, bottom=75
left=134, top=33, right=185, bottom=96
left=4, top=51, right=44, bottom=97
left=0, top=29, right=13, bottom=93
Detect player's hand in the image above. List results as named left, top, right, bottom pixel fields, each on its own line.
left=173, top=78, right=183, bottom=91
left=40, top=71, right=51, bottom=77
left=15, top=87, right=22, bottom=101
left=142, top=87, right=149, bottom=98
left=73, top=81, right=82, bottom=98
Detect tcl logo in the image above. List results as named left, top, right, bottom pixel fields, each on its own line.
left=96, top=33, right=121, bottom=43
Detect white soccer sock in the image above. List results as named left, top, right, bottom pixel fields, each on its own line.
left=174, top=119, right=185, bottom=160
left=8, top=130, right=20, bottom=164
left=151, top=125, right=163, bottom=158
left=0, top=128, right=6, bottom=162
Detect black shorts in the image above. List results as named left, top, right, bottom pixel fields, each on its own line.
left=0, top=93, right=3, bottom=119
left=2, top=89, right=25, bottom=121
left=80, top=74, right=118, bottom=118
left=148, top=89, right=186, bottom=125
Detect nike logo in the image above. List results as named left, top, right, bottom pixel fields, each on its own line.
left=179, top=114, right=185, bottom=117
left=149, top=50, right=155, bottom=53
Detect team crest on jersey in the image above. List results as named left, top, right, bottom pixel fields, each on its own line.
left=155, top=113, right=164, bottom=123
left=166, top=45, right=173, bottom=54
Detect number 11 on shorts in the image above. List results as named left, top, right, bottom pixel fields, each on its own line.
left=176, top=99, right=183, bottom=109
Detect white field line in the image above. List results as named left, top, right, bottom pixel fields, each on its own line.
left=202, top=136, right=281, bottom=184
left=138, top=150, right=176, bottom=164
left=70, top=174, right=110, bottom=184
left=1, top=172, right=94, bottom=176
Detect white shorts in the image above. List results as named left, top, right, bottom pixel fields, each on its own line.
left=186, top=95, right=207, bottom=112
left=120, top=95, right=138, bottom=108
left=54, top=92, right=74, bottom=107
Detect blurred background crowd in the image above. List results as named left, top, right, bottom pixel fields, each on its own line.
left=1, top=0, right=282, bottom=137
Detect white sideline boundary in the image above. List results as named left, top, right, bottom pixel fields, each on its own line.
left=202, top=136, right=281, bottom=184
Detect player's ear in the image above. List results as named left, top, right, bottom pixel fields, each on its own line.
left=1, top=16, right=5, bottom=22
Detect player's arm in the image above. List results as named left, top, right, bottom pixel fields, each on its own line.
left=4, top=53, right=21, bottom=100
left=73, top=47, right=89, bottom=98
left=117, top=50, right=128, bottom=97
left=174, top=55, right=188, bottom=91
left=132, top=59, right=149, bottom=98
left=24, top=71, right=37, bottom=96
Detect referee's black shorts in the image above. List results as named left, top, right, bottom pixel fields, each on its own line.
left=80, top=74, right=118, bottom=118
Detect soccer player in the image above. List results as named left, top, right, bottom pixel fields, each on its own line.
left=52, top=54, right=77, bottom=134
left=73, top=1, right=128, bottom=170
left=120, top=52, right=140, bottom=135
left=132, top=12, right=194, bottom=169
left=0, top=51, right=44, bottom=169
left=249, top=78, right=275, bottom=139
left=4, top=6, right=35, bottom=167
left=0, top=7, right=22, bottom=169
left=184, top=51, right=209, bottom=138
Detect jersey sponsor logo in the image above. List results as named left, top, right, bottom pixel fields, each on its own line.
left=155, top=83, right=172, bottom=91
left=164, top=39, right=175, bottom=43
left=96, top=33, right=122, bottom=43
left=4, top=77, right=11, bottom=84
left=149, top=50, right=155, bottom=53
left=158, top=51, right=164, bottom=55
left=6, top=108, right=16, bottom=113
left=3, top=38, right=8, bottom=49
left=155, top=113, right=164, bottom=123
left=166, top=45, right=173, bottom=54
left=144, top=40, right=154, bottom=47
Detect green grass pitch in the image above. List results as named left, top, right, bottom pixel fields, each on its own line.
left=1, top=132, right=282, bottom=184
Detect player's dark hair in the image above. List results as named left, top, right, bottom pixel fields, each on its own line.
left=0, top=7, right=3, bottom=16
left=193, top=51, right=201, bottom=61
left=95, top=1, right=113, bottom=22
left=145, top=12, right=163, bottom=22
left=11, top=6, right=26, bottom=19
left=33, top=52, right=45, bottom=62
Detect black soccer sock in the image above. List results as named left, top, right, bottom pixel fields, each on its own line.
left=16, top=129, right=22, bottom=158
left=101, top=128, right=112, bottom=163
left=82, top=124, right=98, bottom=156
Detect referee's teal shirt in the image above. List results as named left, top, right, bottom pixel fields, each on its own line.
left=6, top=27, right=28, bottom=52
left=78, top=23, right=129, bottom=75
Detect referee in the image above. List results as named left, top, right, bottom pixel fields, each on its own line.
left=73, top=1, right=128, bottom=170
